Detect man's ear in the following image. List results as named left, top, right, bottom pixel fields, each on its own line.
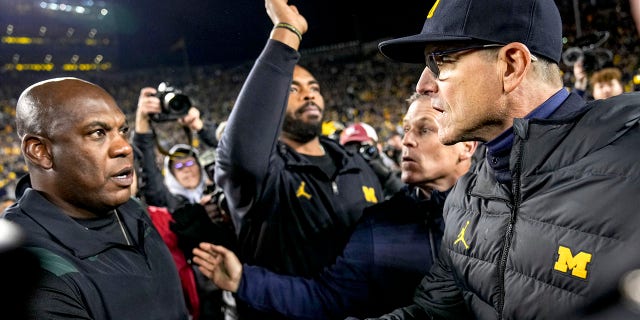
left=22, top=134, right=53, bottom=170
left=459, top=141, right=478, bottom=162
left=498, top=42, right=534, bottom=93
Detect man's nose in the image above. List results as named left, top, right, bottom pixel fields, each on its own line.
left=416, top=66, right=438, bottom=97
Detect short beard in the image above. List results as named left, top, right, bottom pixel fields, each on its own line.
left=282, top=113, right=322, bottom=143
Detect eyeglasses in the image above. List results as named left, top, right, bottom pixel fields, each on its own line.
left=426, top=44, right=505, bottom=79
left=173, top=160, right=196, bottom=170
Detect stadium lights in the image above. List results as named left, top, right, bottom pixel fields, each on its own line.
left=3, top=62, right=112, bottom=72
left=38, top=1, right=109, bottom=17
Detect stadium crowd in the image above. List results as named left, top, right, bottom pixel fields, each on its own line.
left=0, top=41, right=424, bottom=199
left=0, top=0, right=638, bottom=208
left=0, top=23, right=640, bottom=200
left=0, top=4, right=640, bottom=200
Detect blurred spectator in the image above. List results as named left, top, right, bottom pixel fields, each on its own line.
left=321, top=120, right=345, bottom=141
left=590, top=67, right=625, bottom=99
left=0, top=187, right=15, bottom=213
left=215, top=120, right=228, bottom=142
left=383, top=131, right=403, bottom=168
left=0, top=219, right=41, bottom=320
left=340, top=122, right=404, bottom=198
left=572, top=62, right=625, bottom=100
left=572, top=59, right=590, bottom=97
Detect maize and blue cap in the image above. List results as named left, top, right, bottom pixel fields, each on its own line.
left=378, top=0, right=563, bottom=64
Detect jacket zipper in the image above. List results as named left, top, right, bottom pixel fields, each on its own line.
left=331, top=181, right=339, bottom=195
left=496, top=141, right=525, bottom=319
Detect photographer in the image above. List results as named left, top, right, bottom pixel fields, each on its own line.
left=383, top=132, right=403, bottom=170
left=133, top=86, right=220, bottom=210
left=564, top=31, right=617, bottom=100
left=340, top=123, right=404, bottom=199
left=133, top=86, right=235, bottom=320
left=572, top=62, right=625, bottom=101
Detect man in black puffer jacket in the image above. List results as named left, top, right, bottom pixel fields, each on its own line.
left=369, top=0, right=640, bottom=319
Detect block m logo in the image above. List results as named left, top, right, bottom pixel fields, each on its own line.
left=553, top=245, right=592, bottom=279
left=362, top=186, right=378, bottom=204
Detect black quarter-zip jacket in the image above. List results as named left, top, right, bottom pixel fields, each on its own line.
left=3, top=188, right=188, bottom=319
left=215, top=40, right=383, bottom=279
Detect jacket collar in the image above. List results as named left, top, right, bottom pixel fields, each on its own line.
left=279, top=136, right=363, bottom=173
left=514, top=92, right=640, bottom=174
left=18, top=189, right=147, bottom=259
left=470, top=92, right=640, bottom=199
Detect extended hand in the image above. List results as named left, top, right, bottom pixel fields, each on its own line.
left=192, top=242, right=243, bottom=292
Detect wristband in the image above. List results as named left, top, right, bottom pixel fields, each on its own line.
left=274, top=22, right=302, bottom=41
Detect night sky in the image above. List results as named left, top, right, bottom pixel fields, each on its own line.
left=113, top=0, right=433, bottom=69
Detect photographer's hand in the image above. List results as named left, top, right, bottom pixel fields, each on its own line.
left=178, top=107, right=204, bottom=132
left=135, top=87, right=161, bottom=134
left=573, top=59, right=587, bottom=92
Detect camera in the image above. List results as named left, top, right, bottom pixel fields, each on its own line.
left=150, top=82, right=192, bottom=122
left=562, top=31, right=613, bottom=74
left=203, top=185, right=230, bottom=224
left=358, top=144, right=379, bottom=161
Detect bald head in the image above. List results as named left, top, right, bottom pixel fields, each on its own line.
left=16, top=77, right=117, bottom=140
left=16, top=77, right=134, bottom=218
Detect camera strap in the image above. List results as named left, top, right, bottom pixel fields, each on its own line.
left=150, top=122, right=195, bottom=156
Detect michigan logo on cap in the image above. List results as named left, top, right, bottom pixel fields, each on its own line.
left=427, top=0, right=441, bottom=18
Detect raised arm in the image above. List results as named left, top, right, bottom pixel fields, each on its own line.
left=132, top=87, right=177, bottom=208
left=213, top=0, right=308, bottom=226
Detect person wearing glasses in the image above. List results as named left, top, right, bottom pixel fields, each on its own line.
left=133, top=86, right=234, bottom=320
left=365, top=0, right=640, bottom=319
left=133, top=86, right=217, bottom=213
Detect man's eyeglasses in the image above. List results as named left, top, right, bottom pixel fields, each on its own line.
left=173, top=160, right=196, bottom=170
left=426, top=44, right=505, bottom=79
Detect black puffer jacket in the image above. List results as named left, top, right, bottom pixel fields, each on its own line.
left=376, top=92, right=640, bottom=320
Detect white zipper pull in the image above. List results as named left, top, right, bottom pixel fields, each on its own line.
left=332, top=181, right=338, bottom=195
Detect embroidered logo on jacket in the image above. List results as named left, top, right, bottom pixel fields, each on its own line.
left=362, top=186, right=378, bottom=203
left=296, top=181, right=312, bottom=199
left=454, top=220, right=470, bottom=249
left=553, top=245, right=592, bottom=279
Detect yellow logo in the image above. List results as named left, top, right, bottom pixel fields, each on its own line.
left=296, top=181, right=312, bottom=199
left=453, top=220, right=470, bottom=249
left=362, top=186, right=378, bottom=203
left=553, top=246, right=592, bottom=279
left=427, top=0, right=441, bottom=18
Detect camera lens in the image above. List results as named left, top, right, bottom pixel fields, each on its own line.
left=359, top=145, right=378, bottom=161
left=164, top=93, right=191, bottom=114
left=150, top=83, right=192, bottom=122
